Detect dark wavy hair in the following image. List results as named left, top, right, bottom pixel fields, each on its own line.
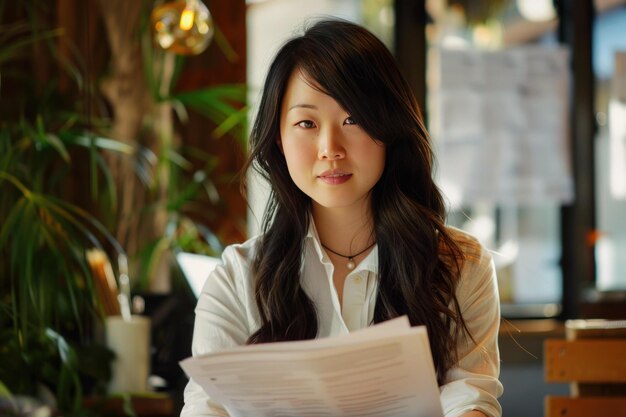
left=243, top=19, right=469, bottom=385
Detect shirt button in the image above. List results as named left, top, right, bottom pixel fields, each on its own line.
left=353, top=276, right=362, bottom=284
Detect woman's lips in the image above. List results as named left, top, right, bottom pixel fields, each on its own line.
left=317, top=170, right=352, bottom=185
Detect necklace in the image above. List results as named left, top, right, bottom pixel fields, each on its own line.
left=321, top=242, right=376, bottom=270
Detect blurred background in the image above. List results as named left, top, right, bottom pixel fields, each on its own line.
left=1, top=0, right=625, bottom=416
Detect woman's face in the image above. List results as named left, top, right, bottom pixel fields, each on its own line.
left=278, top=69, right=385, bottom=213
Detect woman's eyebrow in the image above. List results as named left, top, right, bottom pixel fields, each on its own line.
left=288, top=103, right=318, bottom=111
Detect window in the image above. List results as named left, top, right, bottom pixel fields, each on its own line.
left=593, top=5, right=626, bottom=292
left=425, top=0, right=567, bottom=317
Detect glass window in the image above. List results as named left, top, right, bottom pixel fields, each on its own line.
left=593, top=5, right=626, bottom=291
left=426, top=0, right=566, bottom=317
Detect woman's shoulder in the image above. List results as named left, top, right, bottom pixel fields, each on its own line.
left=202, top=234, right=262, bottom=297
left=442, top=227, right=498, bottom=302
left=441, top=226, right=490, bottom=266
left=220, top=234, right=262, bottom=269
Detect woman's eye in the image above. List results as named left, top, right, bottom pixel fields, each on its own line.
left=344, top=116, right=357, bottom=125
left=297, top=120, right=315, bottom=129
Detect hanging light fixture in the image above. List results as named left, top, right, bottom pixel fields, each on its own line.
left=151, top=0, right=214, bottom=55
left=516, top=0, right=556, bottom=22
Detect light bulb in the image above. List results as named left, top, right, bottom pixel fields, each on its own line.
left=151, top=0, right=214, bottom=55
left=516, top=0, right=556, bottom=22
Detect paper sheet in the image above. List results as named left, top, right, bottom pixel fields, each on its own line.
left=431, top=46, right=573, bottom=206
left=180, top=317, right=443, bottom=417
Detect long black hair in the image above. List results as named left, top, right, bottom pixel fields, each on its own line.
left=243, top=19, right=468, bottom=385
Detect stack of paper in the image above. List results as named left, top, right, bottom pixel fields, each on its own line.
left=180, top=316, right=443, bottom=417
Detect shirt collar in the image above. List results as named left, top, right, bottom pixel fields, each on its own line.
left=305, top=218, right=378, bottom=274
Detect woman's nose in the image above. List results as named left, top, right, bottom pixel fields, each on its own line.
left=318, top=128, right=346, bottom=160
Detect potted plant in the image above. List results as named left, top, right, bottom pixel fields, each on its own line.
left=0, top=1, right=246, bottom=415
left=0, top=17, right=124, bottom=416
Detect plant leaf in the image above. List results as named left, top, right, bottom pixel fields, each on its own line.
left=43, top=133, right=70, bottom=163
left=0, top=28, right=62, bottom=65
left=64, top=134, right=136, bottom=155
left=45, top=328, right=76, bottom=367
left=172, top=84, right=246, bottom=123
left=211, top=105, right=248, bottom=141
left=0, top=379, right=13, bottom=397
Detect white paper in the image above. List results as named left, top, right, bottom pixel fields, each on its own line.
left=432, top=46, right=573, bottom=206
left=180, top=317, right=443, bottom=417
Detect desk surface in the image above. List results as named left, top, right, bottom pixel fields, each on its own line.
left=499, top=319, right=565, bottom=363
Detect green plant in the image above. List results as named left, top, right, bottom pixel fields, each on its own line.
left=0, top=1, right=246, bottom=415
left=0, top=10, right=127, bottom=414
left=96, top=0, right=248, bottom=291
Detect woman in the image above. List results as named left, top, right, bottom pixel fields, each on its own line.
left=182, top=19, right=502, bottom=417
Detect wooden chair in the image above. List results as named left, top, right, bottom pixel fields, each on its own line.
left=544, top=320, right=626, bottom=417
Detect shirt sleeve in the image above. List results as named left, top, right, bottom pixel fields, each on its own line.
left=180, top=244, right=255, bottom=417
left=439, top=236, right=504, bottom=417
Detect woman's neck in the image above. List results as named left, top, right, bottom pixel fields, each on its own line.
left=312, top=203, right=375, bottom=255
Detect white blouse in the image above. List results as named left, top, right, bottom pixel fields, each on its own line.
left=181, top=224, right=503, bottom=417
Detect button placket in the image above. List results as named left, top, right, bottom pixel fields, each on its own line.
left=342, top=271, right=369, bottom=331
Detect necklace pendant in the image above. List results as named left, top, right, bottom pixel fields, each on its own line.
left=347, top=258, right=355, bottom=270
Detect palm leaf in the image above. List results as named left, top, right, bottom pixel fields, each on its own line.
left=45, top=328, right=82, bottom=412
left=171, top=84, right=247, bottom=140
left=0, top=379, right=14, bottom=400
left=0, top=27, right=62, bottom=65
